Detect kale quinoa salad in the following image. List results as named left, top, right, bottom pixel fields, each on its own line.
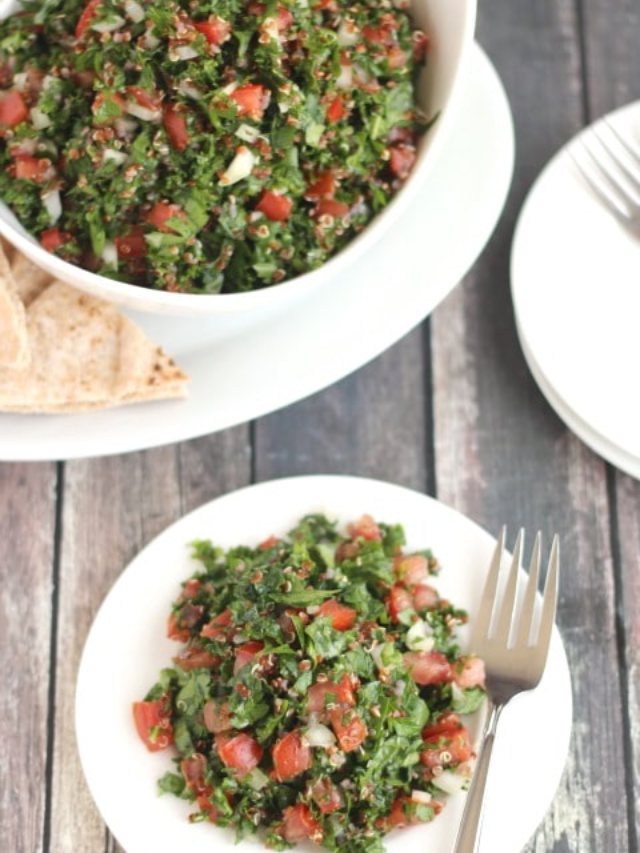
left=0, top=0, right=431, bottom=294
left=133, top=513, right=486, bottom=853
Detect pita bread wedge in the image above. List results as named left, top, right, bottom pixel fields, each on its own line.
left=0, top=281, right=189, bottom=413
left=0, top=243, right=29, bottom=369
left=11, top=252, right=52, bottom=306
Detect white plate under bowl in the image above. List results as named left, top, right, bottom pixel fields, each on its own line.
left=76, top=475, right=572, bottom=853
left=0, top=0, right=475, bottom=318
left=511, top=100, right=640, bottom=479
left=0, top=43, right=514, bottom=461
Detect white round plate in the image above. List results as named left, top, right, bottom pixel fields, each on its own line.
left=511, top=101, right=640, bottom=479
left=76, top=475, right=572, bottom=853
left=0, top=44, right=514, bottom=461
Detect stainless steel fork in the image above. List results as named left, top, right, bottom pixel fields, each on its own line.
left=453, top=528, right=560, bottom=853
left=570, top=119, right=640, bottom=233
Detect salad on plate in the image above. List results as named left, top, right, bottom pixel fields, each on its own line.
left=133, top=512, right=486, bottom=853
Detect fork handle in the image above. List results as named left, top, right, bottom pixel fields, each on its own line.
left=453, top=700, right=504, bottom=853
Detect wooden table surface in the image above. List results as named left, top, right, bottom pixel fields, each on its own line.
left=3, top=1, right=640, bottom=851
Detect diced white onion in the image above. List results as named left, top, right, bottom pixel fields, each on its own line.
left=370, top=644, right=385, bottom=671
left=91, top=16, right=126, bottom=33
left=394, top=679, right=406, bottom=697
left=102, top=148, right=128, bottom=166
left=178, top=80, right=202, bottom=100
left=236, top=123, right=261, bottom=143
left=406, top=619, right=435, bottom=652
left=232, top=632, right=249, bottom=644
left=29, top=107, right=51, bottom=130
left=126, top=102, right=161, bottom=122
left=101, top=241, right=118, bottom=266
left=42, top=75, right=58, bottom=93
left=451, top=681, right=465, bottom=705
left=336, top=63, right=353, bottom=90
left=124, top=0, right=145, bottom=23
left=337, top=20, right=358, bottom=46
left=260, top=17, right=280, bottom=41
left=245, top=768, right=270, bottom=790
left=222, top=81, right=239, bottom=95
left=13, top=72, right=27, bottom=90
left=140, top=31, right=160, bottom=50
left=42, top=190, right=61, bottom=224
left=304, top=723, right=336, bottom=748
left=411, top=789, right=432, bottom=804
left=172, top=45, right=199, bottom=61
left=431, top=770, right=466, bottom=795
left=115, top=117, right=138, bottom=136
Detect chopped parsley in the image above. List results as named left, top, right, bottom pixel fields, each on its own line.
left=0, top=0, right=431, bottom=294
left=133, top=513, right=486, bottom=852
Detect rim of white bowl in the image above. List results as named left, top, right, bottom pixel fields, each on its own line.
left=0, top=0, right=477, bottom=315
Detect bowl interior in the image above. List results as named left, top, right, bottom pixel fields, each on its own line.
left=0, top=0, right=476, bottom=319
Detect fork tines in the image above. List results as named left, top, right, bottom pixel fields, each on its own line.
left=569, top=118, right=640, bottom=231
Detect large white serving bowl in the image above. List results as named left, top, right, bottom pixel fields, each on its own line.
left=0, top=0, right=476, bottom=322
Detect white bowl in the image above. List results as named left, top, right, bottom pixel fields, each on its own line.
left=0, top=0, right=476, bottom=322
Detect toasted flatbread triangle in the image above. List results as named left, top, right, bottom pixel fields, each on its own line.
left=0, top=281, right=188, bottom=412
left=0, top=242, right=29, bottom=368
left=11, top=251, right=52, bottom=306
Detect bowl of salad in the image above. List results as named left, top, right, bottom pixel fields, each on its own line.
left=0, top=0, right=476, bottom=318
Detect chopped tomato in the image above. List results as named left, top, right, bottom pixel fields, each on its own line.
left=325, top=95, right=346, bottom=123
left=452, top=655, right=486, bottom=689
left=163, top=104, right=189, bottom=151
left=11, top=155, right=54, bottom=183
left=422, top=711, right=465, bottom=739
left=230, top=83, right=270, bottom=121
left=201, top=608, right=234, bottom=640
left=313, top=199, right=350, bottom=220
left=75, top=0, right=102, bottom=38
left=167, top=602, right=203, bottom=641
left=126, top=86, right=162, bottom=111
left=167, top=612, right=190, bottom=642
left=40, top=228, right=70, bottom=254
left=420, top=723, right=473, bottom=769
left=387, top=583, right=414, bottom=622
left=307, top=674, right=356, bottom=714
left=203, top=700, right=233, bottom=734
left=304, top=170, right=336, bottom=200
left=347, top=514, right=382, bottom=541
left=193, top=16, right=231, bottom=45
left=0, top=90, right=28, bottom=132
left=389, top=143, right=417, bottom=180
left=272, top=730, right=312, bottom=781
left=403, top=650, right=452, bottom=685
left=394, top=554, right=429, bottom=585
left=280, top=803, right=323, bottom=844
left=115, top=226, right=147, bottom=259
left=330, top=708, right=367, bottom=752
left=259, top=534, right=280, bottom=550
left=412, top=583, right=439, bottom=611
left=309, top=777, right=344, bottom=814
left=217, top=732, right=263, bottom=776
left=388, top=795, right=425, bottom=828
left=255, top=190, right=293, bottom=222
left=386, top=46, right=407, bottom=70
left=413, top=30, right=430, bottom=62
left=173, top=646, right=221, bottom=671
left=145, top=201, right=187, bottom=233
left=316, top=598, right=357, bottom=631
left=234, top=640, right=265, bottom=675
left=132, top=698, right=174, bottom=751
left=180, top=752, right=208, bottom=792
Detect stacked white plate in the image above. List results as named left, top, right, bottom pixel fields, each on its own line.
left=511, top=101, right=640, bottom=479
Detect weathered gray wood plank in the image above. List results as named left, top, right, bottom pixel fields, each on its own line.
left=0, top=462, right=57, bottom=853
left=615, top=473, right=640, bottom=842
left=47, top=430, right=252, bottom=852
